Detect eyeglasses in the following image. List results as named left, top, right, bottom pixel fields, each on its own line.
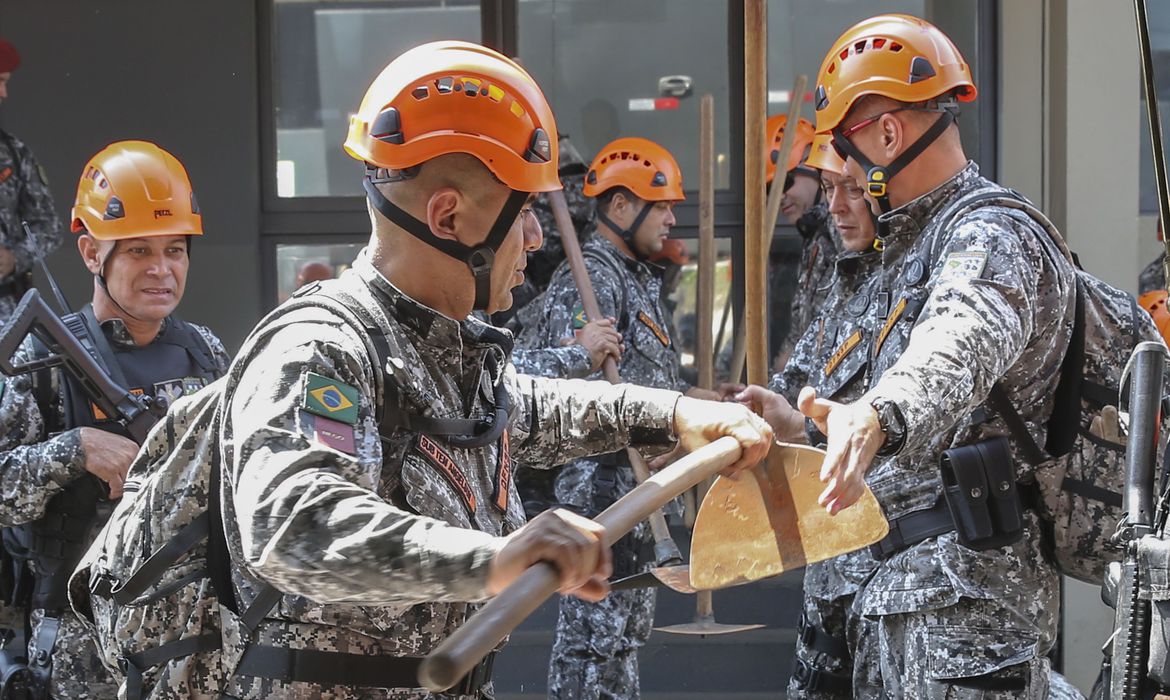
left=831, top=105, right=948, bottom=159
left=821, top=180, right=866, bottom=201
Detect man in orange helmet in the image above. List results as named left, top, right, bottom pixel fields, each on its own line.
left=0, top=37, right=63, bottom=326
left=204, top=42, right=770, bottom=699
left=526, top=136, right=717, bottom=700
left=737, top=14, right=1084, bottom=697
left=0, top=140, right=230, bottom=699
left=768, top=115, right=838, bottom=370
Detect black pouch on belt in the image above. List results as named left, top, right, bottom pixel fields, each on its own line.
left=939, top=436, right=1025, bottom=551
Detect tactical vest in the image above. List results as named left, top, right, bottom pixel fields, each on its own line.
left=4, top=305, right=221, bottom=613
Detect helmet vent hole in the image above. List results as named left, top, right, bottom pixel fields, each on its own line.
left=889, top=42, right=903, bottom=52
left=839, top=49, right=849, bottom=61
left=854, top=40, right=867, bottom=54
left=411, top=86, right=429, bottom=100
left=436, top=76, right=454, bottom=94
left=873, top=38, right=886, bottom=49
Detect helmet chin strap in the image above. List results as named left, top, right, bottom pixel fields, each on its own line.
left=597, top=199, right=654, bottom=260
left=832, top=109, right=956, bottom=216
left=363, top=172, right=529, bottom=311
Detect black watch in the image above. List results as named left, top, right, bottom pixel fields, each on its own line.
left=870, top=398, right=906, bottom=457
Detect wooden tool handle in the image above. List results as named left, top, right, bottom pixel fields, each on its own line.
left=418, top=436, right=743, bottom=691
left=549, top=190, right=679, bottom=547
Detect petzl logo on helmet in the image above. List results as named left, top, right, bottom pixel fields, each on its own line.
left=303, top=372, right=360, bottom=424
left=153, top=209, right=172, bottom=219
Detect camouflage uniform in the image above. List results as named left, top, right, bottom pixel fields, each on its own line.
left=776, top=202, right=838, bottom=363
left=0, top=316, right=228, bottom=699
left=803, top=162, right=1079, bottom=697
left=0, top=129, right=62, bottom=323
left=769, top=249, right=882, bottom=698
left=217, top=252, right=682, bottom=699
left=1140, top=251, right=1165, bottom=295
left=534, top=234, right=688, bottom=700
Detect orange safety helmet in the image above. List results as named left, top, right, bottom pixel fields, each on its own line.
left=344, top=40, right=561, bottom=310
left=1140, top=290, right=1170, bottom=346
left=812, top=14, right=977, bottom=134
left=344, top=40, right=559, bottom=193
left=71, top=141, right=202, bottom=240
left=583, top=137, right=685, bottom=202
left=764, top=115, right=815, bottom=184
left=806, top=132, right=845, bottom=174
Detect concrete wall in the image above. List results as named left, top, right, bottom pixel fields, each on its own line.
left=0, top=0, right=263, bottom=351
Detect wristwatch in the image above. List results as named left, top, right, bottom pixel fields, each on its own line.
left=870, top=397, right=907, bottom=457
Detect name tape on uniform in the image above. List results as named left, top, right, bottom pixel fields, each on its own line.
left=417, top=434, right=477, bottom=515
left=637, top=310, right=670, bottom=347
left=303, top=372, right=360, bottom=425
left=493, top=431, right=511, bottom=512
left=874, top=298, right=908, bottom=359
left=311, top=414, right=357, bottom=455
left=824, top=329, right=862, bottom=377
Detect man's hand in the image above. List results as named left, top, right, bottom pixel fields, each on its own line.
left=562, top=317, right=623, bottom=372
left=77, top=427, right=139, bottom=499
left=798, top=387, right=885, bottom=515
left=486, top=508, right=612, bottom=602
left=733, top=385, right=807, bottom=443
left=0, top=245, right=15, bottom=278
left=672, top=396, right=773, bottom=477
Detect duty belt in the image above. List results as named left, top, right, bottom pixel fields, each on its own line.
left=869, top=484, right=1040, bottom=560
left=234, top=645, right=496, bottom=695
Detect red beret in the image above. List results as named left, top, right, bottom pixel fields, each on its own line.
left=0, top=39, right=20, bottom=73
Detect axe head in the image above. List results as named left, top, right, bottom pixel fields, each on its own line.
left=689, top=443, right=889, bottom=590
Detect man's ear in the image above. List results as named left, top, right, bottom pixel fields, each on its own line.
left=426, top=187, right=462, bottom=242
left=76, top=234, right=105, bottom=275
left=879, top=113, right=902, bottom=158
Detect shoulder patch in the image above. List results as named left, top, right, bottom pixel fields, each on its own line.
left=0, top=166, right=12, bottom=186
left=637, top=310, right=670, bottom=347
left=417, top=434, right=477, bottom=515
left=302, top=372, right=360, bottom=424
left=938, top=251, right=988, bottom=282
left=571, top=304, right=587, bottom=330
left=309, top=413, right=357, bottom=455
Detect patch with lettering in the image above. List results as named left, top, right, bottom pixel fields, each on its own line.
left=302, top=372, right=359, bottom=424
left=310, top=414, right=356, bottom=455
left=183, top=377, right=206, bottom=396
left=874, top=297, right=908, bottom=358
left=637, top=310, right=670, bottom=346
left=939, top=251, right=988, bottom=282
left=0, top=167, right=12, bottom=185
left=824, top=330, right=862, bottom=377
left=493, top=432, right=511, bottom=512
left=571, top=304, right=587, bottom=330
left=154, top=378, right=188, bottom=407
left=417, top=434, right=477, bottom=515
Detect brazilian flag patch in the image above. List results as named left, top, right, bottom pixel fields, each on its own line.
left=302, top=372, right=360, bottom=425
left=571, top=304, right=587, bottom=330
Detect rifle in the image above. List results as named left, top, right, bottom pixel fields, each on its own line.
left=1107, top=341, right=1165, bottom=700
left=0, top=288, right=162, bottom=444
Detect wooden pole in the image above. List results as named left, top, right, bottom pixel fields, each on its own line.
left=419, top=438, right=743, bottom=691
left=730, top=74, right=806, bottom=386
left=548, top=190, right=682, bottom=564
left=698, top=93, right=717, bottom=392
left=743, top=0, right=768, bottom=387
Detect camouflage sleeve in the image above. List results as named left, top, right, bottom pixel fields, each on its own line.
left=8, top=137, right=62, bottom=275
left=191, top=323, right=232, bottom=375
left=0, top=341, right=86, bottom=525
left=510, top=343, right=592, bottom=379
left=863, top=212, right=1071, bottom=455
left=769, top=318, right=816, bottom=404
left=538, top=257, right=623, bottom=351
left=224, top=316, right=500, bottom=605
left=506, top=365, right=680, bottom=468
